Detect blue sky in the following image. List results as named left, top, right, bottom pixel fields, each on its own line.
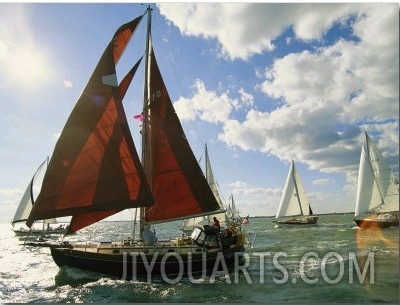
left=0, top=2, right=398, bottom=223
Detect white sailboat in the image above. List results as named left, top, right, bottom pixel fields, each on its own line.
left=354, top=132, right=399, bottom=228
left=25, top=7, right=245, bottom=278
left=226, top=194, right=243, bottom=226
left=273, top=160, right=318, bottom=226
left=181, top=144, right=227, bottom=234
left=11, top=158, right=68, bottom=236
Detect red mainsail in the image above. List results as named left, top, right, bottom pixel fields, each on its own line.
left=143, top=47, right=221, bottom=224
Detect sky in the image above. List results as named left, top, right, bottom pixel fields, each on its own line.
left=0, top=2, right=399, bottom=224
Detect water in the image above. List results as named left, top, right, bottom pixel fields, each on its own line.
left=1, top=214, right=398, bottom=303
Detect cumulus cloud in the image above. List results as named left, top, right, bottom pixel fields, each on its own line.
left=229, top=182, right=283, bottom=216
left=253, top=4, right=398, bottom=170
left=161, top=3, right=398, bottom=203
left=158, top=3, right=382, bottom=61
left=174, top=79, right=245, bottom=124
left=159, top=3, right=276, bottom=60
left=0, top=188, right=22, bottom=199
left=313, top=178, right=332, bottom=186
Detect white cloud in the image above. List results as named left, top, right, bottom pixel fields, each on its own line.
left=230, top=183, right=282, bottom=217
left=290, top=4, right=354, bottom=41
left=313, top=178, right=332, bottom=186
left=174, top=79, right=237, bottom=124
left=162, top=3, right=399, bottom=198
left=158, top=3, right=276, bottom=60
left=224, top=4, right=397, bottom=168
left=228, top=181, right=247, bottom=188
left=0, top=187, right=22, bottom=199
left=157, top=3, right=387, bottom=61
left=63, top=80, right=73, bottom=88
left=238, top=88, right=254, bottom=108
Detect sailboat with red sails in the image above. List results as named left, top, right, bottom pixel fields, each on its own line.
left=26, top=7, right=245, bottom=279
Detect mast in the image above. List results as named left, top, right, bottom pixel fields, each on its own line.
left=205, top=143, right=209, bottom=181
left=139, top=6, right=152, bottom=239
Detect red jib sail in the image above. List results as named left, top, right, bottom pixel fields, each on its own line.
left=66, top=57, right=146, bottom=234
left=143, top=46, right=221, bottom=224
left=27, top=15, right=153, bottom=227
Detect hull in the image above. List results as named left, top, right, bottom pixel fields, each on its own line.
left=51, top=232, right=246, bottom=279
left=51, top=243, right=245, bottom=279
left=354, top=218, right=399, bottom=229
left=274, top=216, right=318, bottom=226
left=13, top=228, right=67, bottom=236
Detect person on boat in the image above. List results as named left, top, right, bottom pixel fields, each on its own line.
left=228, top=224, right=237, bottom=235
left=212, top=217, right=220, bottom=231
left=224, top=228, right=232, bottom=237
left=142, top=224, right=158, bottom=245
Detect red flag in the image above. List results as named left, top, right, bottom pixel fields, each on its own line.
left=133, top=113, right=143, bottom=122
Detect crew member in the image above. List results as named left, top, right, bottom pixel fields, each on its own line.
left=213, top=217, right=220, bottom=231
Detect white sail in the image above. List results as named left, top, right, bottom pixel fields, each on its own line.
left=205, top=144, right=227, bottom=224
left=276, top=160, right=311, bottom=218
left=182, top=144, right=227, bottom=232
left=12, top=158, right=68, bottom=235
left=12, top=180, right=35, bottom=225
left=11, top=159, right=47, bottom=225
left=227, top=194, right=236, bottom=219
left=227, top=194, right=241, bottom=222
left=205, top=144, right=225, bottom=211
left=355, top=133, right=399, bottom=217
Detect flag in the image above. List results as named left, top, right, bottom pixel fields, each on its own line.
left=242, top=215, right=249, bottom=225
left=133, top=113, right=144, bottom=122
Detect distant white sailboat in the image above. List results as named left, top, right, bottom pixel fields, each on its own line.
left=11, top=158, right=68, bottom=236
left=354, top=132, right=399, bottom=228
left=226, top=194, right=243, bottom=226
left=181, top=144, right=227, bottom=234
left=273, top=160, right=318, bottom=226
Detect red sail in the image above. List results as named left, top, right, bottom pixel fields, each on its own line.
left=144, top=48, right=221, bottom=224
left=66, top=58, right=145, bottom=234
left=67, top=210, right=119, bottom=234
left=27, top=16, right=153, bottom=227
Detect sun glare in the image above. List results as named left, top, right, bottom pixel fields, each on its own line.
left=8, top=46, right=48, bottom=86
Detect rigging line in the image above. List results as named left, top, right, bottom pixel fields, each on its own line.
left=152, top=13, right=207, bottom=152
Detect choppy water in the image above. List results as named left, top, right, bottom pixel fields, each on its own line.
left=1, top=214, right=398, bottom=303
